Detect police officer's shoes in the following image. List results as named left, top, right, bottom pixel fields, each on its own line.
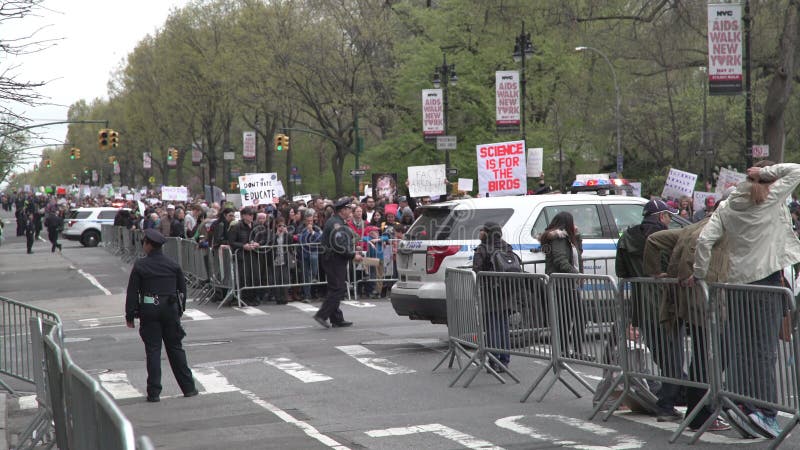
left=146, top=395, right=160, bottom=403
left=184, top=389, right=199, bottom=398
left=313, top=314, right=331, bottom=328
left=331, top=321, right=353, bottom=328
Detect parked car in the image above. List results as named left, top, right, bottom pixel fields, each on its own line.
left=391, top=186, right=688, bottom=324
left=62, top=207, right=127, bottom=247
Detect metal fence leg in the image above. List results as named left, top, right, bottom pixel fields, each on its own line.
left=432, top=341, right=456, bottom=372
left=0, top=377, right=15, bottom=394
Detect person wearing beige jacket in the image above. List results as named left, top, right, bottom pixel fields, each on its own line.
left=643, top=217, right=731, bottom=432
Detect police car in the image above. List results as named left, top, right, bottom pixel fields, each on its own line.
left=391, top=180, right=688, bottom=324
left=63, top=207, right=127, bottom=247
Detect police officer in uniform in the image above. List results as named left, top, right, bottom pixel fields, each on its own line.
left=313, top=197, right=363, bottom=328
left=125, top=229, right=198, bottom=402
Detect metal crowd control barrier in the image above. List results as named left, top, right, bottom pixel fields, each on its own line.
left=0, top=296, right=62, bottom=393
left=524, top=273, right=622, bottom=403
left=521, top=256, right=616, bottom=277
left=231, top=243, right=325, bottom=307
left=350, top=238, right=400, bottom=300
left=705, top=282, right=800, bottom=448
left=101, top=224, right=116, bottom=251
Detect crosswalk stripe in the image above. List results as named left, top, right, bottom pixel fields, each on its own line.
left=99, top=371, right=143, bottom=399
left=341, top=300, right=375, bottom=308
left=233, top=306, right=268, bottom=316
left=336, top=345, right=416, bottom=375
left=183, top=309, right=212, bottom=321
left=192, top=366, right=239, bottom=393
left=288, top=302, right=319, bottom=313
left=263, top=357, right=332, bottom=383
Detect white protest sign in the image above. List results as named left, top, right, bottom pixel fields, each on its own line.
left=364, top=186, right=373, bottom=197
left=476, top=140, right=527, bottom=197
left=161, top=186, right=188, bottom=202
left=693, top=191, right=721, bottom=213
left=526, top=148, right=543, bottom=177
left=275, top=180, right=285, bottom=198
left=629, top=182, right=642, bottom=198
left=407, top=164, right=446, bottom=198
left=576, top=173, right=611, bottom=182
left=293, top=194, right=313, bottom=203
left=661, top=168, right=698, bottom=200
left=457, top=178, right=473, bottom=192
left=238, top=173, right=280, bottom=206
left=716, top=167, right=747, bottom=193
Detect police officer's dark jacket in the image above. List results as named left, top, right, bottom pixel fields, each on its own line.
left=125, top=248, right=187, bottom=322
left=227, top=219, right=254, bottom=252
left=321, top=214, right=356, bottom=258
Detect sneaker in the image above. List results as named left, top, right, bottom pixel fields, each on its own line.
left=723, top=407, right=758, bottom=439
left=313, top=315, right=330, bottom=329
left=656, top=408, right=683, bottom=422
left=331, top=320, right=353, bottom=328
left=691, top=418, right=731, bottom=432
left=748, top=411, right=781, bottom=439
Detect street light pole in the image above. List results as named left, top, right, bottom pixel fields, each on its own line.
left=433, top=52, right=457, bottom=176
left=576, top=46, right=622, bottom=175
left=513, top=21, right=535, bottom=143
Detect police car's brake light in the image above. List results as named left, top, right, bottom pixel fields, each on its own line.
left=426, top=245, right=460, bottom=274
left=68, top=220, right=76, bottom=227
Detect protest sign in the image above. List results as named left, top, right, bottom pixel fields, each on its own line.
left=238, top=173, right=280, bottom=206
left=716, top=167, right=747, bottom=193
left=693, top=191, right=721, bottom=213
left=629, top=182, right=642, bottom=198
left=457, top=178, right=473, bottom=192
left=161, top=186, right=188, bottom=202
left=372, top=173, right=398, bottom=202
left=293, top=194, right=313, bottom=204
left=476, top=140, right=527, bottom=197
left=661, top=168, right=698, bottom=200
left=526, top=148, right=543, bottom=178
left=422, top=89, right=444, bottom=137
left=408, top=164, right=446, bottom=198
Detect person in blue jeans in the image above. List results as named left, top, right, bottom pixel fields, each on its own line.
left=362, top=227, right=388, bottom=298
left=298, top=213, right=323, bottom=300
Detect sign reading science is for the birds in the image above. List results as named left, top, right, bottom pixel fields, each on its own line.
left=476, top=140, right=527, bottom=197
left=239, top=173, right=280, bottom=206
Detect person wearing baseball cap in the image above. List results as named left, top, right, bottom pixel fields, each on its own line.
left=642, top=199, right=678, bottom=217
left=314, top=197, right=363, bottom=328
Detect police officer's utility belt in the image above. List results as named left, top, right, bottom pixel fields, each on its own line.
left=139, top=293, right=178, bottom=306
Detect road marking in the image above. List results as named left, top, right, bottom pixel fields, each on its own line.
left=615, top=411, right=763, bottom=444
left=99, top=371, right=142, bottom=399
left=366, top=423, right=502, bottom=449
left=288, top=302, right=319, bottom=313
left=341, top=300, right=375, bottom=308
left=192, top=367, right=239, bottom=394
left=240, top=388, right=350, bottom=449
left=495, top=415, right=644, bottom=449
left=183, top=309, right=212, bottom=321
left=64, top=337, right=91, bottom=343
left=336, top=345, right=416, bottom=375
left=76, top=268, right=112, bottom=295
left=234, top=306, right=268, bottom=316
left=17, top=395, right=38, bottom=410
left=263, top=357, right=332, bottom=383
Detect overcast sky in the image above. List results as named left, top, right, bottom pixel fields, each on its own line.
left=5, top=0, right=190, bottom=169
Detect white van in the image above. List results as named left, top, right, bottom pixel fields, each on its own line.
left=391, top=192, right=687, bottom=324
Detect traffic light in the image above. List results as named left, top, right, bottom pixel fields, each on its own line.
left=44, top=159, right=52, bottom=168
left=230, top=181, right=239, bottom=191
left=283, top=134, right=290, bottom=151
left=73, top=148, right=81, bottom=159
left=274, top=133, right=287, bottom=151
left=98, top=129, right=109, bottom=150
left=109, top=130, right=119, bottom=148
left=69, top=148, right=76, bottom=160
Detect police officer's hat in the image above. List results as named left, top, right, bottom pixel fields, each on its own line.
left=143, top=228, right=167, bottom=245
left=333, top=197, right=353, bottom=211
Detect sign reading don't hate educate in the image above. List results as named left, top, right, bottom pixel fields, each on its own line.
left=239, top=173, right=280, bottom=206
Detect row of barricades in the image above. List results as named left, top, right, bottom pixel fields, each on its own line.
left=101, top=225, right=400, bottom=306
left=441, top=268, right=800, bottom=448
left=0, top=296, right=152, bottom=450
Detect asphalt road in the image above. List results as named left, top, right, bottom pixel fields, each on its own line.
left=1, top=209, right=793, bottom=449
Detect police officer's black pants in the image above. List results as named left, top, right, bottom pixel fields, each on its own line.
left=48, top=229, right=60, bottom=252
left=316, top=254, right=346, bottom=324
left=25, top=231, right=34, bottom=253
left=139, top=303, right=195, bottom=397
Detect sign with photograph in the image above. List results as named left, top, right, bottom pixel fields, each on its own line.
left=371, top=173, right=398, bottom=202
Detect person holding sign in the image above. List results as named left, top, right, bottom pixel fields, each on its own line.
left=314, top=198, right=363, bottom=328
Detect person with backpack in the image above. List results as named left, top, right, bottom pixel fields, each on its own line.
left=472, top=221, right=519, bottom=373
left=539, top=212, right=590, bottom=361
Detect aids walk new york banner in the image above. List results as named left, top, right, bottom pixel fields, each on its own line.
left=422, top=89, right=444, bottom=138
left=495, top=71, right=520, bottom=132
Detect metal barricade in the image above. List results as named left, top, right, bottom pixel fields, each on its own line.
left=43, top=326, right=68, bottom=450
left=351, top=238, right=400, bottom=300
left=521, top=256, right=617, bottom=277
left=95, top=383, right=137, bottom=450
left=162, top=236, right=181, bottom=264
left=231, top=243, right=325, bottom=306
left=0, top=296, right=62, bottom=392
left=704, top=282, right=800, bottom=448
left=101, top=224, right=116, bottom=251
left=121, top=228, right=137, bottom=263
left=212, top=246, right=238, bottom=308
left=524, top=273, right=622, bottom=404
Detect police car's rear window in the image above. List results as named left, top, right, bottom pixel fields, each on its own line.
left=405, top=208, right=514, bottom=241
left=69, top=211, right=91, bottom=219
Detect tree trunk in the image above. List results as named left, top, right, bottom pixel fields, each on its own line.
left=332, top=145, right=346, bottom=197
left=762, top=0, right=800, bottom=163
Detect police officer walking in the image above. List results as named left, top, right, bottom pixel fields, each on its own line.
left=125, top=229, right=198, bottom=402
left=313, top=197, right=363, bottom=328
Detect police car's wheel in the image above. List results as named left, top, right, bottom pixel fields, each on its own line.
left=82, top=230, right=100, bottom=247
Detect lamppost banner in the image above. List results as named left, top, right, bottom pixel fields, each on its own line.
left=495, top=71, right=520, bottom=129
left=476, top=140, right=527, bottom=197
left=421, top=89, right=444, bottom=137
left=143, top=152, right=151, bottom=169
left=192, top=144, right=202, bottom=166
left=243, top=131, right=256, bottom=160
left=707, top=3, right=742, bottom=95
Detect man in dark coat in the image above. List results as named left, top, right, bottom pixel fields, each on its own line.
left=228, top=207, right=260, bottom=306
